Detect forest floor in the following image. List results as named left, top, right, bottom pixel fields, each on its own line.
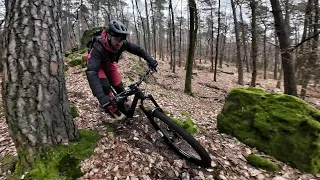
left=0, top=53, right=320, bottom=180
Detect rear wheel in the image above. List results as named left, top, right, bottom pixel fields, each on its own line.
left=150, top=110, right=211, bottom=167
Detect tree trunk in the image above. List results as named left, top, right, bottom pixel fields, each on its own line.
left=263, top=26, right=267, bottom=79
left=219, top=29, right=227, bottom=68
left=214, top=0, right=221, bottom=82
left=150, top=0, right=157, bottom=58
left=231, top=0, right=243, bottom=85
left=199, top=32, right=202, bottom=64
left=300, top=0, right=319, bottom=99
left=185, top=0, right=198, bottom=94
left=239, top=4, right=250, bottom=73
left=135, top=0, right=148, bottom=51
left=131, top=0, right=140, bottom=46
left=250, top=0, right=258, bottom=87
left=274, top=33, right=280, bottom=79
left=179, top=16, right=182, bottom=67
left=270, top=0, right=297, bottom=96
left=167, top=24, right=170, bottom=61
left=107, top=1, right=112, bottom=23
left=296, top=0, right=313, bottom=83
left=169, top=0, right=176, bottom=73
left=169, top=17, right=173, bottom=69
left=3, top=0, right=78, bottom=170
left=276, top=62, right=283, bottom=88
left=145, top=0, right=151, bottom=53
left=210, top=7, right=214, bottom=72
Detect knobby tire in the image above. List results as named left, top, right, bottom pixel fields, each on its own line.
left=150, top=110, right=211, bottom=167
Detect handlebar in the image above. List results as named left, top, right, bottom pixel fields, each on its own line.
left=135, top=67, right=155, bottom=86
left=115, top=67, right=155, bottom=98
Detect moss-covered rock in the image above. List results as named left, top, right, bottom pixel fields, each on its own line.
left=247, top=154, right=279, bottom=172
left=65, top=49, right=88, bottom=68
left=80, top=26, right=106, bottom=49
left=217, top=87, right=320, bottom=174
left=68, top=58, right=83, bottom=67
left=11, top=129, right=100, bottom=180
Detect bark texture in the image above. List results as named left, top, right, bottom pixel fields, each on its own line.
left=184, top=0, right=198, bottom=94
left=270, top=0, right=297, bottom=95
left=2, top=0, right=78, bottom=168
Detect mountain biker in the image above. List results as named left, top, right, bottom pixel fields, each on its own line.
left=85, top=20, right=158, bottom=120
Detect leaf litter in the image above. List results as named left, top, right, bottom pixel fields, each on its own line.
left=0, top=54, right=319, bottom=179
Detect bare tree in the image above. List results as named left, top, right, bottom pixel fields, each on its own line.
left=250, top=0, right=257, bottom=87
left=185, top=0, right=198, bottom=94
left=231, top=0, right=244, bottom=85
left=300, top=0, right=319, bottom=98
left=270, top=0, right=297, bottom=95
left=239, top=3, right=250, bottom=73
left=131, top=0, right=140, bottom=46
left=169, top=0, right=176, bottom=72
left=135, top=0, right=148, bottom=50
left=274, top=32, right=280, bottom=79
left=214, top=0, right=221, bottom=81
left=145, top=0, right=151, bottom=52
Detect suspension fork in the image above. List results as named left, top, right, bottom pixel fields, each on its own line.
left=139, top=93, right=163, bottom=119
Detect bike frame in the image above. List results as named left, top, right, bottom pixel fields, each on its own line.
left=112, top=69, right=162, bottom=119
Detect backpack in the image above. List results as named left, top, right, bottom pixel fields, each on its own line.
left=86, top=29, right=103, bottom=53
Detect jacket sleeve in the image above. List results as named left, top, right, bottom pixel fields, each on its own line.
left=85, top=42, right=105, bottom=99
left=123, top=41, right=154, bottom=63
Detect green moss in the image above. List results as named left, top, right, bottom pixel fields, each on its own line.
left=64, top=50, right=72, bottom=57
left=80, top=26, right=107, bottom=49
left=0, top=155, right=18, bottom=174
left=0, top=107, right=5, bottom=118
left=168, top=111, right=198, bottom=134
left=103, top=123, right=116, bottom=133
left=11, top=130, right=100, bottom=180
left=247, top=155, right=279, bottom=172
left=65, top=48, right=87, bottom=68
left=217, top=87, right=320, bottom=174
left=181, top=111, right=197, bottom=134
left=160, top=93, right=169, bottom=97
left=68, top=58, right=83, bottom=67
left=70, top=103, right=79, bottom=118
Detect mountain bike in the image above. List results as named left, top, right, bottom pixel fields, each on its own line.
left=108, top=67, right=212, bottom=168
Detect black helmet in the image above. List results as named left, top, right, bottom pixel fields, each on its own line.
left=107, top=20, right=130, bottom=38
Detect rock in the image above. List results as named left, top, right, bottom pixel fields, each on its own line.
left=173, top=160, right=184, bottom=168
left=80, top=26, right=106, bottom=48
left=198, top=171, right=205, bottom=179
left=272, top=176, right=287, bottom=180
left=92, top=168, right=99, bottom=173
left=141, top=175, right=151, bottom=180
left=257, top=174, right=265, bottom=180
left=217, top=87, right=320, bottom=174
left=181, top=171, right=190, bottom=180
left=217, top=174, right=227, bottom=180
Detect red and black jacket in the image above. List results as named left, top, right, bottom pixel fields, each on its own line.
left=85, top=30, right=154, bottom=98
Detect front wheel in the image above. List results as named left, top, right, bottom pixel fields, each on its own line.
left=150, top=110, right=211, bottom=167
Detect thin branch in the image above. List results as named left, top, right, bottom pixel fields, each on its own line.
left=72, top=0, right=83, bottom=29
left=292, top=31, right=320, bottom=50
left=271, top=32, right=320, bottom=51
left=268, top=41, right=280, bottom=48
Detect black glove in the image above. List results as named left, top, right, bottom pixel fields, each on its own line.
left=148, top=58, right=158, bottom=71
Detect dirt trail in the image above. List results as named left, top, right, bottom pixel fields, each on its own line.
left=0, top=54, right=319, bottom=179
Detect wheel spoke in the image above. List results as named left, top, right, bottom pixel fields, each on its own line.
left=154, top=118, right=202, bottom=161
